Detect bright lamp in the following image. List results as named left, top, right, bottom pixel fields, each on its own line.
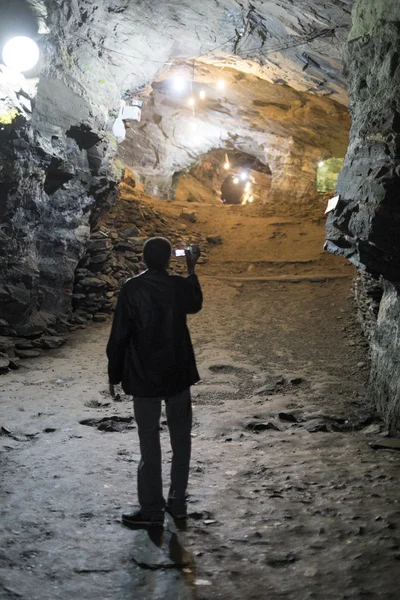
left=2, top=36, right=40, bottom=73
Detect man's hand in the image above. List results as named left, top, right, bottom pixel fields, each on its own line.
left=186, top=245, right=200, bottom=275
left=109, top=382, right=116, bottom=398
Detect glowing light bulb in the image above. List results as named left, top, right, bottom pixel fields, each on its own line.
left=233, top=177, right=239, bottom=184
left=240, top=171, right=249, bottom=181
left=248, top=196, right=254, bottom=203
left=318, top=161, right=325, bottom=167
left=199, top=89, right=206, bottom=100
left=2, top=36, right=40, bottom=73
left=172, top=76, right=188, bottom=92
left=224, top=162, right=230, bottom=170
left=188, top=96, right=195, bottom=107
left=217, top=79, right=225, bottom=90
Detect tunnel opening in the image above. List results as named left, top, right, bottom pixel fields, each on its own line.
left=316, top=157, right=344, bottom=194
left=174, top=149, right=272, bottom=206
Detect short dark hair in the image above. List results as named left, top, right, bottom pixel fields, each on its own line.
left=143, top=237, right=172, bottom=270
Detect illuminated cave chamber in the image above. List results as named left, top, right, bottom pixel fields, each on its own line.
left=173, top=149, right=271, bottom=206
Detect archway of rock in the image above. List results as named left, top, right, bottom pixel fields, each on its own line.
left=173, top=149, right=272, bottom=206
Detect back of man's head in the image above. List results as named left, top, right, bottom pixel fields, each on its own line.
left=143, top=237, right=172, bottom=271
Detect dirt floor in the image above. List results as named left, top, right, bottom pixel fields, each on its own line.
left=1, top=199, right=400, bottom=600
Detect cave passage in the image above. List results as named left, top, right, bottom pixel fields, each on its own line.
left=1, top=1, right=400, bottom=599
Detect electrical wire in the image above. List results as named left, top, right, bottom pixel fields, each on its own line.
left=234, top=25, right=347, bottom=59
left=69, top=22, right=348, bottom=73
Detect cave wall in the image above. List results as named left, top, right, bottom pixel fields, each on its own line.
left=0, top=4, right=122, bottom=334
left=325, top=0, right=400, bottom=433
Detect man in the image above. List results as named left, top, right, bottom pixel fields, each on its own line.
left=106, top=237, right=202, bottom=527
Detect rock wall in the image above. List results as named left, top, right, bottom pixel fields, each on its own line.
left=0, top=169, right=209, bottom=374
left=0, top=2, right=123, bottom=335
left=353, top=271, right=383, bottom=341
left=325, top=0, right=400, bottom=433
left=370, top=282, right=400, bottom=436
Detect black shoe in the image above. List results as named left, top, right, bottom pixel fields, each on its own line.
left=166, top=502, right=188, bottom=520
left=122, top=509, right=164, bottom=528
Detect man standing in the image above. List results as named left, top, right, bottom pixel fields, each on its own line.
left=106, top=237, right=203, bottom=527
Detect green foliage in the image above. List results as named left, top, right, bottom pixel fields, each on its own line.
left=0, top=108, right=19, bottom=125
left=316, top=158, right=344, bottom=193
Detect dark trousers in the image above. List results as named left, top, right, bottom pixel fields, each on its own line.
left=133, top=388, right=192, bottom=514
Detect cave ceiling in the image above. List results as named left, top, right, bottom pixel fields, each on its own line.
left=2, top=1, right=354, bottom=196
left=32, top=0, right=354, bottom=103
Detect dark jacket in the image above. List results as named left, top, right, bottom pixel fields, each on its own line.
left=106, top=269, right=203, bottom=397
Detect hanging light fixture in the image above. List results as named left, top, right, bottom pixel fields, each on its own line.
left=233, top=177, right=239, bottom=184
left=223, top=153, right=230, bottom=170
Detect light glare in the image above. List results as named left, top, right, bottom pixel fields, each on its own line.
left=188, top=96, right=195, bottom=107
left=224, top=162, right=230, bottom=170
left=2, top=36, right=40, bottom=73
left=199, top=89, right=206, bottom=100
left=318, top=161, right=325, bottom=167
left=240, top=171, right=248, bottom=181
left=233, top=177, right=239, bottom=184
left=217, top=79, right=225, bottom=90
left=172, top=76, right=188, bottom=93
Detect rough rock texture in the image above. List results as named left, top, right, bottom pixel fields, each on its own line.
left=370, top=282, right=400, bottom=436
left=325, top=0, right=400, bottom=433
left=0, top=75, right=120, bottom=333
left=325, top=5, right=400, bottom=281
left=353, top=271, right=383, bottom=341
left=33, top=0, right=353, bottom=103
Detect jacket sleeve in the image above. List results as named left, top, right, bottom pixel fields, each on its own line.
left=106, top=287, right=132, bottom=384
left=184, top=274, right=203, bottom=314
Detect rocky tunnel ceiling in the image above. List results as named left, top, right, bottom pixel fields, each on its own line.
left=34, top=0, right=353, bottom=101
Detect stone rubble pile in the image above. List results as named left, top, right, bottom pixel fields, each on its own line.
left=71, top=194, right=209, bottom=324
left=0, top=327, right=67, bottom=375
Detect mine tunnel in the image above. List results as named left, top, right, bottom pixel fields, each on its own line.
left=0, top=1, right=400, bottom=599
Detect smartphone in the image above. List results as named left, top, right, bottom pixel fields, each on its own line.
left=174, top=249, right=186, bottom=257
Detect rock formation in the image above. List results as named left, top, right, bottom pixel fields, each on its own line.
left=325, top=0, right=400, bottom=433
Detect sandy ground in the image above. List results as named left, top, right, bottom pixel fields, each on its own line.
left=1, top=201, right=400, bottom=600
